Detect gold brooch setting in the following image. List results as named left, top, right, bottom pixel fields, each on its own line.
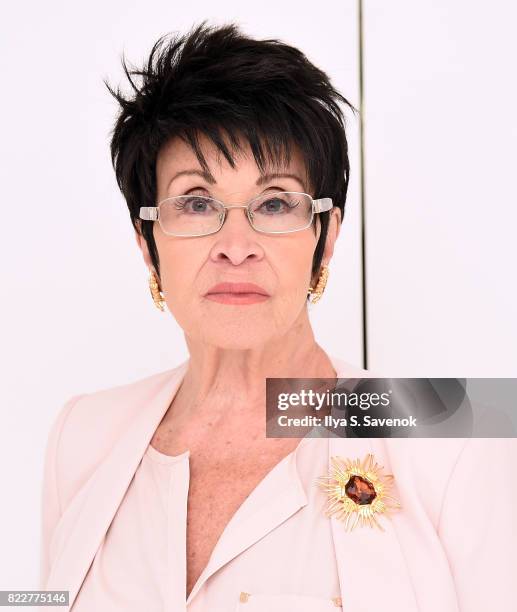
left=318, top=453, right=401, bottom=531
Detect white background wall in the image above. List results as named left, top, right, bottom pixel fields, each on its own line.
left=0, top=0, right=361, bottom=591
left=363, top=0, right=517, bottom=377
left=1, top=0, right=516, bottom=594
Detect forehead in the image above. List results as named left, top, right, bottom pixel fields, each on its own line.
left=156, top=132, right=309, bottom=183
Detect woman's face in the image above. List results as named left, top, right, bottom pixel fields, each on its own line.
left=136, top=134, right=340, bottom=349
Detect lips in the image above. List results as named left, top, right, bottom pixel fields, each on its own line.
left=205, top=282, right=270, bottom=296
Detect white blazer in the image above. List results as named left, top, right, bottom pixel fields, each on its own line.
left=40, top=356, right=517, bottom=611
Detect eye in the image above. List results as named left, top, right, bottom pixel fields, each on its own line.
left=255, top=194, right=300, bottom=214
left=173, top=195, right=218, bottom=214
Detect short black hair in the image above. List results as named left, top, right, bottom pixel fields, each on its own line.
left=105, top=21, right=356, bottom=289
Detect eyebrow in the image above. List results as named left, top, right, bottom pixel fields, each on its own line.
left=168, top=169, right=216, bottom=186
left=167, top=170, right=306, bottom=191
left=256, top=172, right=306, bottom=190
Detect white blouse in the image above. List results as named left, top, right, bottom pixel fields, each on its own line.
left=72, top=435, right=343, bottom=612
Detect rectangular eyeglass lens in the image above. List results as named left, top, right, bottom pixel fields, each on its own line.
left=160, top=196, right=222, bottom=235
left=250, top=193, right=312, bottom=231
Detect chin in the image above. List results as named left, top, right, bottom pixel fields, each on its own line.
left=179, top=314, right=280, bottom=349
left=174, top=299, right=303, bottom=348
left=199, top=324, right=278, bottom=350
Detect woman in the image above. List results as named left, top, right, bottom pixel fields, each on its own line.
left=40, top=22, right=515, bottom=612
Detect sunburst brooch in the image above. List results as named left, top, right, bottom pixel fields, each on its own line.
left=317, top=453, right=401, bottom=531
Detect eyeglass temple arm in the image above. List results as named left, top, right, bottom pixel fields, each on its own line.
left=139, top=207, right=159, bottom=220
left=313, top=198, right=333, bottom=213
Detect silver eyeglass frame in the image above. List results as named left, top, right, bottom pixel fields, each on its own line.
left=139, top=191, right=333, bottom=237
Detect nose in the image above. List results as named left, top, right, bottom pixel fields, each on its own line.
left=208, top=204, right=265, bottom=266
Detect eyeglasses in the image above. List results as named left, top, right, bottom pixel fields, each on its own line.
left=139, top=191, right=333, bottom=237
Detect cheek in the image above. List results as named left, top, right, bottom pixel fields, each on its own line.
left=155, top=240, right=200, bottom=303
left=278, top=237, right=316, bottom=290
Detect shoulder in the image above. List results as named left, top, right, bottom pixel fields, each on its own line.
left=45, top=360, right=188, bottom=511
left=58, top=361, right=187, bottom=439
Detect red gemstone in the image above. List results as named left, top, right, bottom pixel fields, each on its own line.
left=345, top=475, right=377, bottom=505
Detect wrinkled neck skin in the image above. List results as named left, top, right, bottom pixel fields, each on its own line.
left=170, top=304, right=336, bottom=424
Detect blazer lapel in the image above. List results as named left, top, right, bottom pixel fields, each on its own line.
left=328, top=435, right=418, bottom=611
left=187, top=448, right=308, bottom=605
left=45, top=360, right=189, bottom=609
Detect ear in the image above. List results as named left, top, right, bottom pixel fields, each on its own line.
left=134, top=220, right=153, bottom=269
left=321, top=206, right=342, bottom=266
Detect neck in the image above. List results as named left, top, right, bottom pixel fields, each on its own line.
left=172, top=308, right=336, bottom=421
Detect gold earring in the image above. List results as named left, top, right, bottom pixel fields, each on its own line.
left=307, top=264, right=329, bottom=304
left=148, top=269, right=165, bottom=311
